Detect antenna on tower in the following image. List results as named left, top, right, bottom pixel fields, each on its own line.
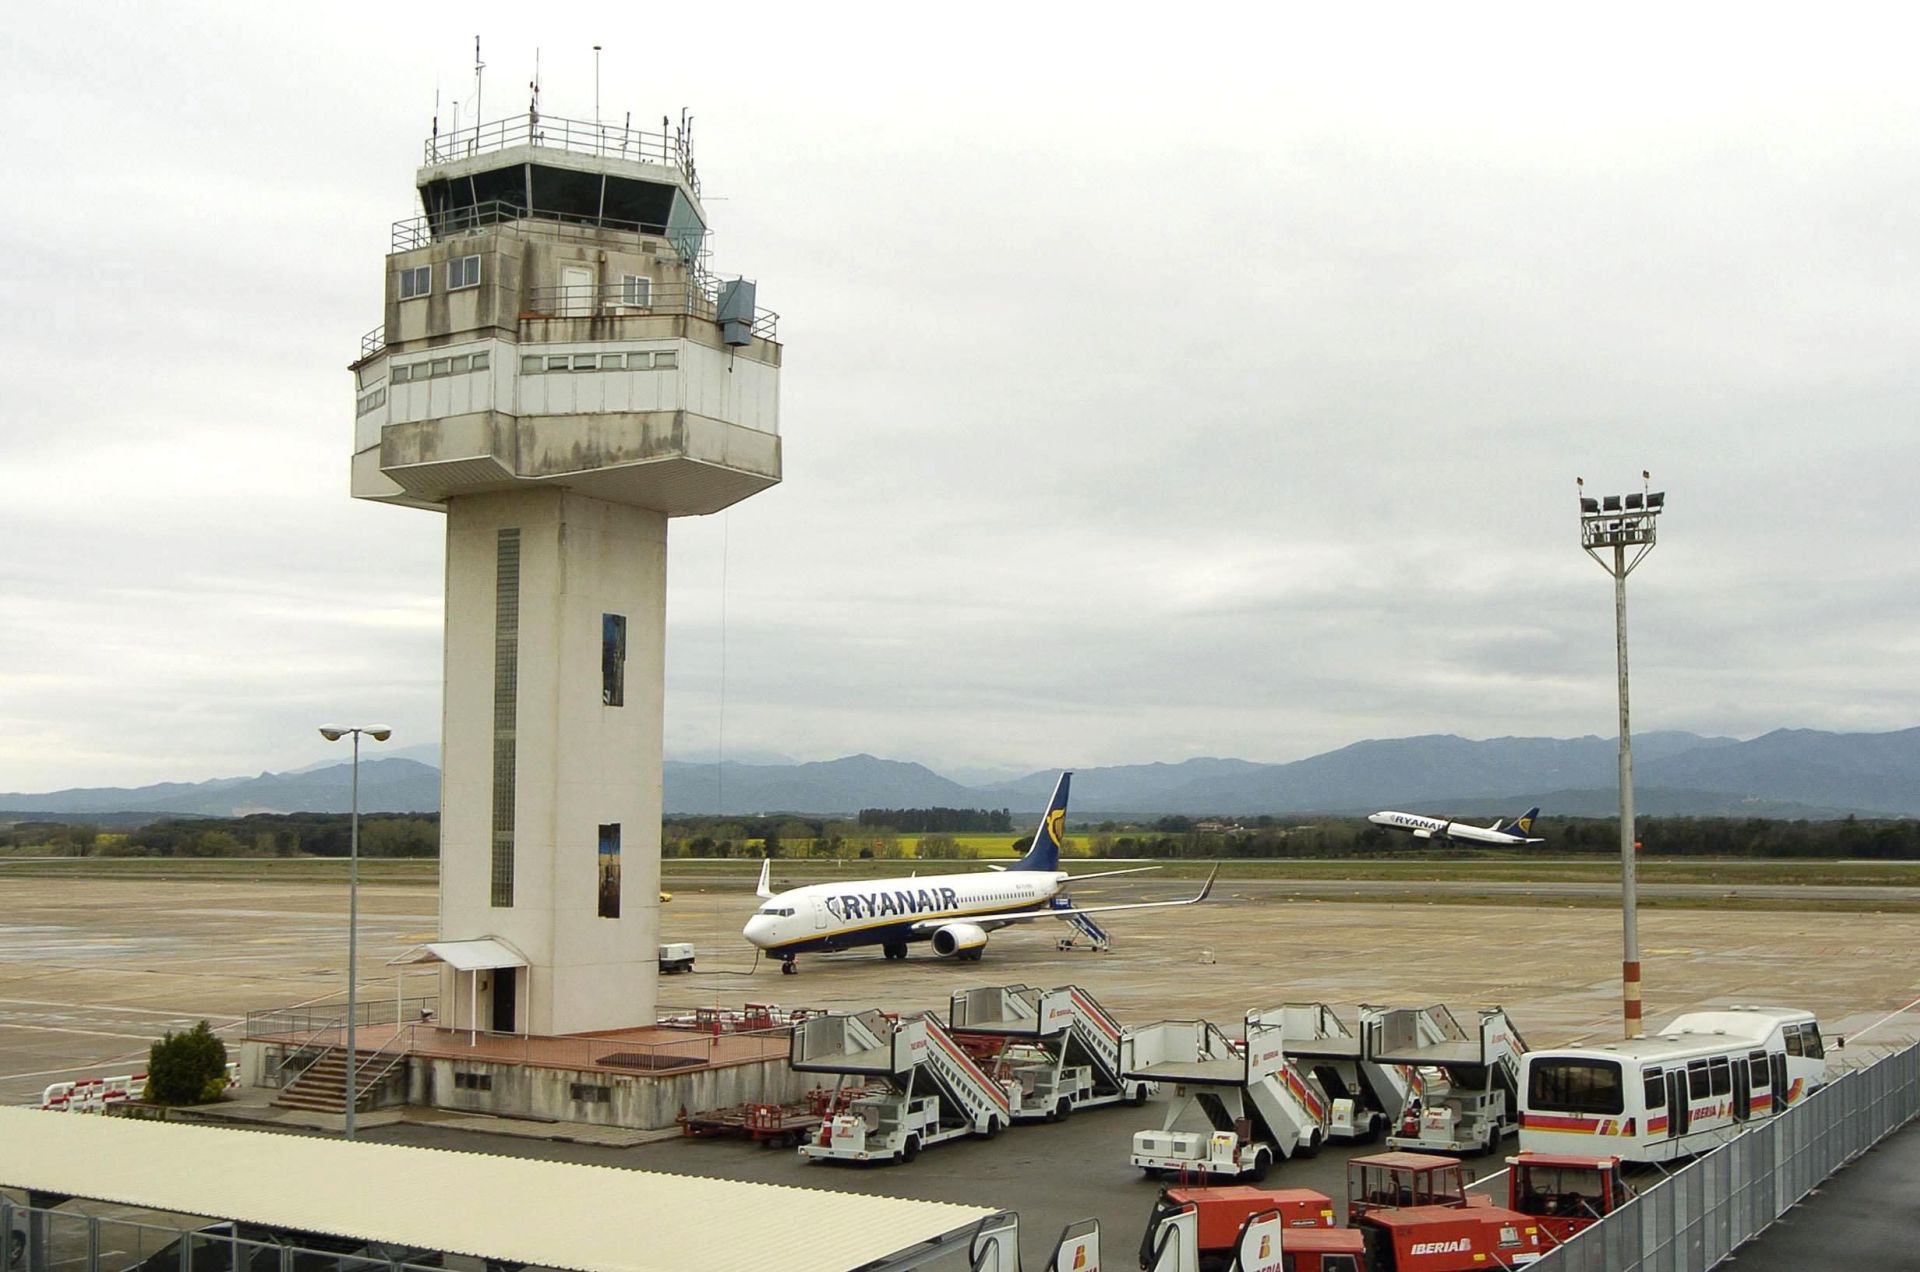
left=473, top=36, right=485, bottom=131
left=528, top=48, right=542, bottom=138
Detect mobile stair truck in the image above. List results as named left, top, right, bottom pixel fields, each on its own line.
left=790, top=1009, right=1011, bottom=1165
left=949, top=983, right=1152, bottom=1122
left=1123, top=1013, right=1332, bottom=1181
left=1368, top=1005, right=1527, bottom=1157
left=1263, top=1003, right=1418, bottom=1145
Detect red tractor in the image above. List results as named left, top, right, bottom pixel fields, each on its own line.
left=1346, top=1151, right=1545, bottom=1271
left=1505, top=1151, right=1633, bottom=1246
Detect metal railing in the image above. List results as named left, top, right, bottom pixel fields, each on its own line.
left=360, top=325, right=385, bottom=359
left=1531, top=1039, right=1920, bottom=1270
left=391, top=198, right=690, bottom=253
left=521, top=279, right=778, bottom=341
left=245, top=997, right=437, bottom=1040
left=425, top=112, right=698, bottom=191
left=409, top=1023, right=792, bottom=1074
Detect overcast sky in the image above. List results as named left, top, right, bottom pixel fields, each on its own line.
left=3, top=5, right=1917, bottom=790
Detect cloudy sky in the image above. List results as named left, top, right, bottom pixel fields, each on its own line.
left=4, top=5, right=1917, bottom=790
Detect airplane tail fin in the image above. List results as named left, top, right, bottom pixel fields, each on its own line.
left=755, top=858, right=774, bottom=899
left=1503, top=807, right=1542, bottom=838
left=1012, top=771, right=1071, bottom=872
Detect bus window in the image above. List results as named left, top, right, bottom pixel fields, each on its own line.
left=1749, top=1053, right=1769, bottom=1088
left=1709, top=1057, right=1731, bottom=1096
left=1785, top=1027, right=1804, bottom=1057
left=1687, top=1060, right=1710, bottom=1100
left=1643, top=1068, right=1666, bottom=1109
left=1802, top=1024, right=1825, bottom=1060
left=1529, top=1059, right=1625, bottom=1114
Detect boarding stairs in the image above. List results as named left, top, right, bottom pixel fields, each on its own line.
left=948, top=984, right=1136, bottom=1119
left=789, top=1009, right=1011, bottom=1134
left=1048, top=896, right=1112, bottom=950
left=1260, top=1003, right=1416, bottom=1140
left=1363, top=1003, right=1527, bottom=1154
left=1122, top=1016, right=1330, bottom=1169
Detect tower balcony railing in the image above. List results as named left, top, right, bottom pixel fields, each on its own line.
left=392, top=198, right=693, bottom=254
left=361, top=325, right=386, bottom=359
left=424, top=113, right=698, bottom=194
left=522, top=280, right=779, bottom=341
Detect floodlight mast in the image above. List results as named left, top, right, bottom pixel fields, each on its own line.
left=1577, top=473, right=1665, bottom=1039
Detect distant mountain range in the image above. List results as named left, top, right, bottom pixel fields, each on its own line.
left=2, top=728, right=1916, bottom=822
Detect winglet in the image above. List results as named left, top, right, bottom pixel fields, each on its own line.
left=755, top=858, right=773, bottom=899
left=1197, top=864, right=1219, bottom=903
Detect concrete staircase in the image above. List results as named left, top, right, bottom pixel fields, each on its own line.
left=271, top=1049, right=383, bottom=1114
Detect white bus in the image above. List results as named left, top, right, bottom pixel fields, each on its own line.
left=1518, top=1006, right=1826, bottom=1163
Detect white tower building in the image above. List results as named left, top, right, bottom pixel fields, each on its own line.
left=349, top=112, right=781, bottom=1035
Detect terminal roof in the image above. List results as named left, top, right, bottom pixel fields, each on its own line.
left=0, top=1108, right=994, bottom=1272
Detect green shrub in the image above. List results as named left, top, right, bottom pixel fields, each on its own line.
left=146, top=1020, right=229, bottom=1105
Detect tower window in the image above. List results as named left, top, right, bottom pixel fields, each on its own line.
left=398, top=265, right=431, bottom=300
left=597, top=823, right=621, bottom=919
left=448, top=255, right=482, bottom=291
left=620, top=274, right=651, bottom=307
left=654, top=350, right=678, bottom=369
left=602, top=613, right=626, bottom=706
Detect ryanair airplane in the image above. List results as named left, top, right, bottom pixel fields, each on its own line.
left=1367, top=805, right=1544, bottom=846
left=743, top=772, right=1215, bottom=974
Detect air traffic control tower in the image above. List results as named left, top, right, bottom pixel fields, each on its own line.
left=348, top=113, right=781, bottom=1035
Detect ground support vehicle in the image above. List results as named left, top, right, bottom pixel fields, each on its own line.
left=1139, top=1196, right=1364, bottom=1272
left=1050, top=897, right=1112, bottom=950
left=1505, top=1152, right=1632, bottom=1245
left=1347, top=1153, right=1544, bottom=1270
left=949, top=983, right=1150, bottom=1122
left=1263, top=1003, right=1417, bottom=1144
left=1519, top=1005, right=1826, bottom=1164
left=656, top=942, right=696, bottom=973
left=789, top=1009, right=1010, bottom=1164
left=1123, top=1015, right=1331, bottom=1181
left=1368, top=1005, right=1526, bottom=1156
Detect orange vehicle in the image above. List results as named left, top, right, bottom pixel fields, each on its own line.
left=1505, top=1151, right=1633, bottom=1245
left=1137, top=1198, right=1361, bottom=1272
left=1346, top=1151, right=1544, bottom=1271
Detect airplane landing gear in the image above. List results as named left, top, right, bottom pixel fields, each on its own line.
left=780, top=957, right=798, bottom=976
left=883, top=942, right=908, bottom=961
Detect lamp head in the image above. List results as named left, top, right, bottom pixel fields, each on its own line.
left=319, top=726, right=347, bottom=742
left=368, top=728, right=393, bottom=742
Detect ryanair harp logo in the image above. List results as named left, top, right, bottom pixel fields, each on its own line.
left=1046, top=808, right=1065, bottom=845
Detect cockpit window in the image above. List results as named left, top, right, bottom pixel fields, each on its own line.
left=757, top=906, right=795, bottom=917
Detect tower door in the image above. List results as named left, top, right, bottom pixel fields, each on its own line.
left=560, top=265, right=595, bottom=316
left=492, top=966, right=518, bottom=1034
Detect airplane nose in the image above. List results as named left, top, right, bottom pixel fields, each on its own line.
left=742, top=914, right=772, bottom=947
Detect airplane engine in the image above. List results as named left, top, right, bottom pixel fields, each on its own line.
left=1412, top=828, right=1435, bottom=840
left=931, top=922, right=989, bottom=960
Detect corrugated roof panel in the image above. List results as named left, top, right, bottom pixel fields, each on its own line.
left=0, top=1109, right=992, bottom=1272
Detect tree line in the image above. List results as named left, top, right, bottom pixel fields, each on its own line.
left=5, top=812, right=1918, bottom=861
left=856, top=807, right=1015, bottom=833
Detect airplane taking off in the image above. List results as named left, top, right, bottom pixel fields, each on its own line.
left=1368, top=806, right=1544, bottom=846
left=742, top=772, right=1216, bottom=974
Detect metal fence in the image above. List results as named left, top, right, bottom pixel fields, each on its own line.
left=423, top=112, right=697, bottom=192
left=1532, top=1039, right=1920, bottom=1270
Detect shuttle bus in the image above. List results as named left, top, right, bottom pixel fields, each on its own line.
left=1518, top=1007, right=1826, bottom=1163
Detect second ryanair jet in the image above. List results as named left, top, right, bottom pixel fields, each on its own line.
left=1368, top=805, right=1545, bottom=846
left=743, top=772, right=1215, bottom=974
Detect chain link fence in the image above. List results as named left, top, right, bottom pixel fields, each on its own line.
left=1533, top=1039, right=1920, bottom=1270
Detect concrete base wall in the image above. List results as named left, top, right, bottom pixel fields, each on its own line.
left=408, top=1056, right=808, bottom=1130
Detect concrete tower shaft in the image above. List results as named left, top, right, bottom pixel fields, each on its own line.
left=348, top=113, right=781, bottom=1035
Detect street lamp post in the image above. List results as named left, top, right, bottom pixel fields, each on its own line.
left=318, top=724, right=392, bottom=1138
left=1577, top=475, right=1665, bottom=1039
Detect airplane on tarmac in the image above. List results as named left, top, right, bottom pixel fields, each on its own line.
left=1367, top=805, right=1544, bottom=846
left=742, top=772, right=1216, bottom=974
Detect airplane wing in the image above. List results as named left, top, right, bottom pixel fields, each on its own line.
left=906, top=866, right=1217, bottom=933
left=1060, top=865, right=1160, bottom=882
left=755, top=859, right=773, bottom=900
